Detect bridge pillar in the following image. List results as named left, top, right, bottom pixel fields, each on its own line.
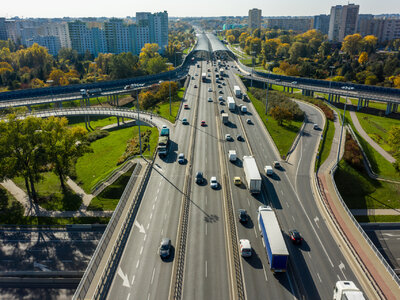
left=291, top=87, right=293, bottom=94
left=116, top=95, right=119, bottom=107
left=392, top=103, right=398, bottom=113
left=357, top=98, right=362, bottom=110
left=364, top=99, right=369, bottom=108
left=117, top=116, right=120, bottom=126
left=385, top=102, right=392, bottom=115
left=27, top=105, right=31, bottom=112
left=328, top=93, right=331, bottom=103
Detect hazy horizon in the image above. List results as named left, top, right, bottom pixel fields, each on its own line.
left=2, top=0, right=400, bottom=19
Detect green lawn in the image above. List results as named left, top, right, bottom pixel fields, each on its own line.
left=13, top=172, right=82, bottom=211
left=76, top=126, right=157, bottom=193
left=335, top=160, right=400, bottom=209
left=355, top=112, right=400, bottom=153
left=355, top=215, right=400, bottom=223
left=316, top=120, right=335, bottom=170
left=157, top=87, right=185, bottom=123
left=88, top=164, right=136, bottom=211
left=247, top=91, right=303, bottom=157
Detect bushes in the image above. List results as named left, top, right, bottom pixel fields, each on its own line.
left=118, top=129, right=152, bottom=164
left=343, top=133, right=364, bottom=170
left=87, top=129, right=110, bottom=142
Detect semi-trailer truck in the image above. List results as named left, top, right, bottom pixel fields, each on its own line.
left=158, top=126, right=170, bottom=157
left=227, top=97, right=236, bottom=111
left=234, top=85, right=241, bottom=98
left=333, top=281, right=365, bottom=300
left=258, top=206, right=289, bottom=272
left=242, top=156, right=262, bottom=193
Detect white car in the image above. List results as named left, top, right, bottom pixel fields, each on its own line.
left=208, top=87, right=212, bottom=92
left=178, top=153, right=185, bottom=164
left=210, top=176, right=218, bottom=189
left=225, top=134, right=233, bottom=141
left=264, top=165, right=273, bottom=176
left=240, top=239, right=252, bottom=257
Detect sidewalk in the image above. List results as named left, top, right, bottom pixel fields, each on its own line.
left=351, top=209, right=400, bottom=216
left=348, top=100, right=396, bottom=163
left=317, top=108, right=400, bottom=299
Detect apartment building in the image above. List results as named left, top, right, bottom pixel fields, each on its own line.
left=248, top=8, right=262, bottom=30
left=328, top=4, right=360, bottom=41
left=359, top=17, right=400, bottom=42
left=312, top=14, right=330, bottom=35
left=265, top=17, right=312, bottom=32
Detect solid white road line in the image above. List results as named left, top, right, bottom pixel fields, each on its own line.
left=151, top=267, right=155, bottom=285
left=317, top=273, right=322, bottom=283
left=254, top=227, right=258, bottom=238
left=205, top=260, right=208, bottom=278
left=263, top=265, right=268, bottom=282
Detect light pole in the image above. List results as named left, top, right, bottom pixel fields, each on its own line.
left=250, top=51, right=256, bottom=87
left=166, top=62, right=173, bottom=116
left=136, top=89, right=142, bottom=156
left=337, top=86, right=353, bottom=164
left=328, top=66, right=335, bottom=102
left=265, top=71, right=271, bottom=114
left=174, top=51, right=182, bottom=67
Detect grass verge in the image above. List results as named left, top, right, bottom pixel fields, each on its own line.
left=88, top=164, right=137, bottom=211
left=355, top=215, right=400, bottom=222
left=316, top=119, right=335, bottom=170
left=13, top=172, right=82, bottom=211
left=157, top=87, right=185, bottom=123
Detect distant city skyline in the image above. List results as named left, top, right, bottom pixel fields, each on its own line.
left=1, top=0, right=400, bottom=18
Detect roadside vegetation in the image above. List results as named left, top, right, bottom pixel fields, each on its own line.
left=223, top=27, right=400, bottom=88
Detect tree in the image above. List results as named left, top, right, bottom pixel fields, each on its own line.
left=139, top=91, right=156, bottom=110
left=289, top=42, right=308, bottom=63
left=48, top=69, right=69, bottom=85
left=227, top=35, right=235, bottom=44
left=362, top=35, right=378, bottom=54
left=41, top=117, right=91, bottom=192
left=341, top=34, right=363, bottom=56
left=358, top=51, right=368, bottom=65
left=0, top=115, right=46, bottom=203
left=269, top=106, right=293, bottom=126
left=146, top=56, right=168, bottom=74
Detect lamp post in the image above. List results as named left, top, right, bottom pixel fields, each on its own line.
left=136, top=88, right=142, bottom=156
left=328, top=66, right=335, bottom=102
left=265, top=71, right=271, bottom=114
left=174, top=51, right=182, bottom=67
left=337, top=85, right=353, bottom=164
left=166, top=62, right=173, bottom=116
left=250, top=51, right=256, bottom=87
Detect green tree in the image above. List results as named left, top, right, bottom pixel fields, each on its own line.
left=289, top=42, right=308, bottom=63
left=41, top=117, right=91, bottom=192
left=146, top=56, right=168, bottom=74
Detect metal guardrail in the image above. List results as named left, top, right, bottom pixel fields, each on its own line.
left=73, top=161, right=143, bottom=300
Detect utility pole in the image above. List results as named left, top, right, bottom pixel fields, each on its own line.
left=136, top=89, right=142, bottom=156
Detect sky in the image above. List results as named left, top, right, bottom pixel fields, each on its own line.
left=1, top=0, right=399, bottom=18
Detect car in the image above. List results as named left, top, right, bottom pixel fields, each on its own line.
left=220, top=109, right=225, bottom=114
left=218, top=84, right=222, bottom=88
left=237, top=134, right=244, bottom=141
left=291, top=81, right=298, bottom=85
left=162, top=125, right=167, bottom=129
left=275, top=79, right=281, bottom=82
left=313, top=123, right=319, bottom=130
left=218, top=96, right=223, bottom=101
left=239, top=239, right=252, bottom=257
left=234, top=177, right=242, bottom=186
left=246, top=119, right=252, bottom=124
left=210, top=176, right=218, bottom=189
left=238, top=209, right=248, bottom=223
left=273, top=161, right=281, bottom=168
left=219, top=90, right=223, bottom=94
left=159, top=238, right=171, bottom=258
left=208, top=97, right=213, bottom=102
left=195, top=73, right=198, bottom=76
left=222, top=82, right=226, bottom=86
left=289, top=229, right=303, bottom=244
left=124, top=85, right=131, bottom=90
left=178, top=153, right=185, bottom=164
left=220, top=101, right=224, bottom=105
left=195, top=171, right=204, bottom=184
left=207, top=74, right=211, bottom=77
left=201, top=120, right=206, bottom=126
left=191, top=76, right=194, bottom=80
left=225, top=134, right=233, bottom=141
left=264, top=165, right=273, bottom=175
left=208, top=87, right=212, bottom=92
left=184, top=104, right=189, bottom=109
left=194, top=84, right=197, bottom=88
left=182, top=118, right=188, bottom=125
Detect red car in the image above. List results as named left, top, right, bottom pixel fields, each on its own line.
left=184, top=104, right=189, bottom=109
left=201, top=120, right=206, bottom=126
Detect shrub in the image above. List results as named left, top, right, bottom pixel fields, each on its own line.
left=87, top=130, right=110, bottom=142
left=343, top=133, right=364, bottom=170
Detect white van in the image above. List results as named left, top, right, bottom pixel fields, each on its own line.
left=264, top=165, right=273, bottom=176
left=240, top=239, right=252, bottom=257
left=241, top=106, right=247, bottom=113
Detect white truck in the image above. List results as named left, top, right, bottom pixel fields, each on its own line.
left=243, top=156, right=262, bottom=193
left=333, top=281, right=365, bottom=300
left=227, top=97, right=236, bottom=111
left=219, top=68, right=224, bottom=77
left=228, top=150, right=237, bottom=162
left=234, top=85, right=241, bottom=98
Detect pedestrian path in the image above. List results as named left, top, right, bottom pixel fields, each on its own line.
left=351, top=209, right=400, bottom=216
left=347, top=100, right=396, bottom=163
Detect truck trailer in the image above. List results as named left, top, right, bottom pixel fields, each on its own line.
left=158, top=127, right=170, bottom=156
left=234, top=85, right=241, bottom=98
left=242, top=156, right=262, bottom=193
left=202, top=72, right=207, bottom=82
left=258, top=206, right=289, bottom=272
left=333, top=281, right=365, bottom=300
left=227, top=97, right=236, bottom=111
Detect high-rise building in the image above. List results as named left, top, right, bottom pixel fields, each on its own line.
left=39, top=22, right=71, bottom=49
left=328, top=3, right=359, bottom=42
left=0, top=18, right=7, bottom=40
left=104, top=18, right=136, bottom=54
left=135, top=11, right=168, bottom=52
left=359, top=17, right=400, bottom=42
left=312, top=14, right=330, bottom=35
left=265, top=17, right=312, bottom=32
left=26, top=35, right=61, bottom=56
left=248, top=8, right=262, bottom=30
left=68, top=21, right=106, bottom=56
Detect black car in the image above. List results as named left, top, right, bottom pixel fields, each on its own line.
left=238, top=209, right=248, bottom=223
left=237, top=134, right=244, bottom=141
left=195, top=171, right=204, bottom=184
left=220, top=109, right=225, bottom=114
left=289, top=229, right=303, bottom=244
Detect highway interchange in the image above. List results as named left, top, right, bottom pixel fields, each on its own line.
left=105, top=33, right=365, bottom=300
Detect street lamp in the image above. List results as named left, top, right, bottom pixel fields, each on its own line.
left=250, top=51, right=256, bottom=87
left=136, top=88, right=142, bottom=156
left=265, top=71, right=271, bottom=115
left=328, top=66, right=335, bottom=102
left=166, top=62, right=174, bottom=116
left=174, top=51, right=182, bottom=67
left=337, top=85, right=353, bottom=164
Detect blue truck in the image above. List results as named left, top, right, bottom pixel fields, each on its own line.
left=158, top=126, right=170, bottom=156
left=258, top=206, right=289, bottom=272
